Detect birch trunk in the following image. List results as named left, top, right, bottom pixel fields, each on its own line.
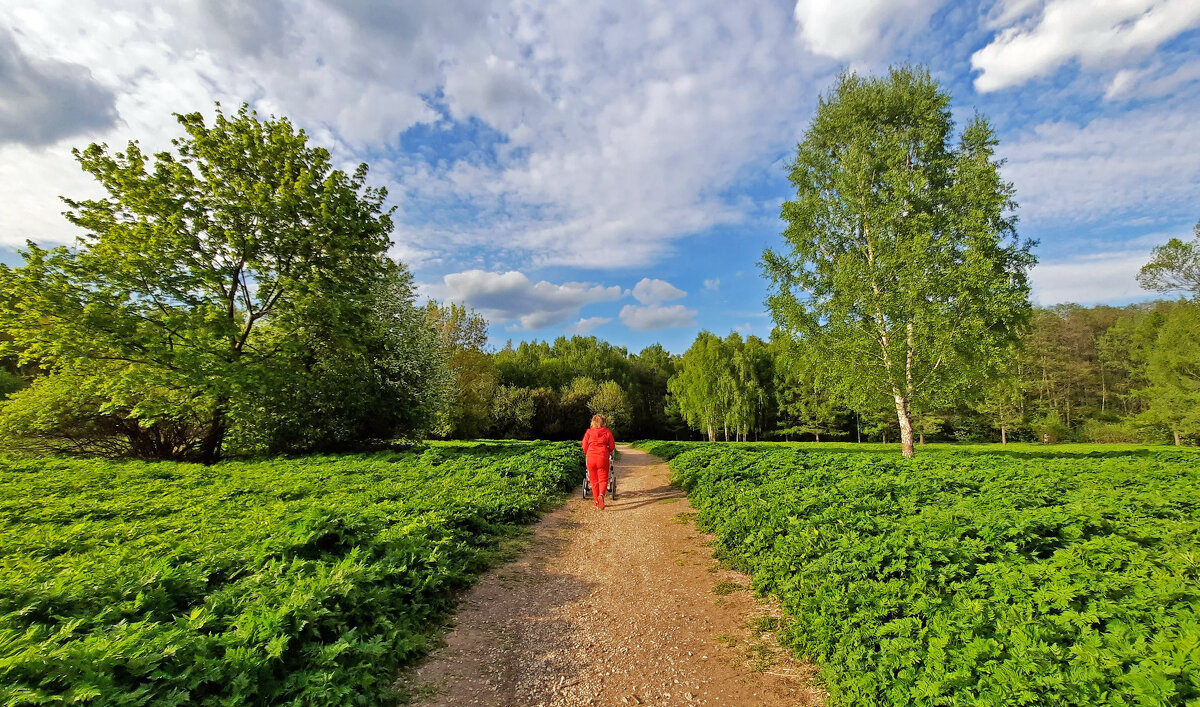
left=894, top=393, right=915, bottom=458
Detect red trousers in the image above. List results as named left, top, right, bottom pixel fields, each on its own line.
left=586, top=455, right=610, bottom=496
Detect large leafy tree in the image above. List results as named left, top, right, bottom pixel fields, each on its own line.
left=0, top=105, right=404, bottom=460
left=425, top=302, right=496, bottom=438
left=589, top=380, right=631, bottom=437
left=628, top=344, right=677, bottom=438
left=236, top=262, right=447, bottom=454
left=1139, top=303, right=1200, bottom=445
left=668, top=332, right=727, bottom=441
left=763, top=67, right=1035, bottom=457
left=771, top=333, right=844, bottom=441
left=668, top=332, right=776, bottom=441
left=1138, top=220, right=1200, bottom=298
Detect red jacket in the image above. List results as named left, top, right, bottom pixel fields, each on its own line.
left=582, top=426, right=616, bottom=457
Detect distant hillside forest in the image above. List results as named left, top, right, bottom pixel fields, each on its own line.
left=421, top=298, right=1198, bottom=446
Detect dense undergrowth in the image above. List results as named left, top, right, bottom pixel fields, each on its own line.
left=636, top=441, right=1200, bottom=705
left=0, top=441, right=583, bottom=706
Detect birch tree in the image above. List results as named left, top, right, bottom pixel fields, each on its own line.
left=763, top=67, right=1035, bottom=457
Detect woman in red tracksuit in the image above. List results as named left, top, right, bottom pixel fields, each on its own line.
left=581, top=414, right=616, bottom=509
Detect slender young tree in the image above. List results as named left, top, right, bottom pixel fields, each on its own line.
left=668, top=332, right=728, bottom=441
left=425, top=302, right=496, bottom=438
left=763, top=67, right=1035, bottom=457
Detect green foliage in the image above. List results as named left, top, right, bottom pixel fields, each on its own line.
left=669, top=332, right=774, bottom=441
left=763, top=66, right=1035, bottom=456
left=0, top=441, right=584, bottom=705
left=1137, top=221, right=1200, bottom=297
left=425, top=302, right=496, bottom=439
left=0, top=370, right=24, bottom=399
left=489, top=337, right=676, bottom=439
left=1139, top=302, right=1200, bottom=444
left=772, top=331, right=845, bottom=441
left=1078, top=419, right=1146, bottom=444
left=662, top=443, right=1200, bottom=705
left=230, top=264, right=448, bottom=454
left=588, top=380, right=630, bottom=436
left=0, top=366, right=213, bottom=457
left=0, top=104, right=417, bottom=461
left=490, top=385, right=536, bottom=439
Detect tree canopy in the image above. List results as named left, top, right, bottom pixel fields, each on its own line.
left=1138, top=220, right=1200, bottom=298
left=762, top=67, right=1035, bottom=457
left=0, top=104, right=442, bottom=460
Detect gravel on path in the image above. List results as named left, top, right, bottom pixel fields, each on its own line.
left=402, top=445, right=825, bottom=706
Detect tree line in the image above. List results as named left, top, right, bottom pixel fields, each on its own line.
left=666, top=296, right=1199, bottom=446
left=669, top=68, right=1199, bottom=450
left=1, top=69, right=1196, bottom=460
left=424, top=303, right=681, bottom=441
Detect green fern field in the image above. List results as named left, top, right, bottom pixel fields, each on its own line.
left=0, top=442, right=583, bottom=705
left=637, top=442, right=1200, bottom=706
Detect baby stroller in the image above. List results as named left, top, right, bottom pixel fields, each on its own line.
left=582, top=450, right=617, bottom=500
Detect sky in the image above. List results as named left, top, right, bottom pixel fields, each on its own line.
left=1, top=1, right=1198, bottom=353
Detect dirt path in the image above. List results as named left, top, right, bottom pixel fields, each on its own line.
left=402, top=445, right=824, bottom=706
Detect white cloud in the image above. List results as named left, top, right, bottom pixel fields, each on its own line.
left=1030, top=250, right=1154, bottom=305
left=443, top=54, right=547, bottom=134
left=983, top=0, right=1044, bottom=29
left=1002, top=105, right=1200, bottom=224
left=566, top=316, right=612, bottom=334
left=972, top=0, right=1200, bottom=92
left=1105, top=59, right=1200, bottom=101
left=619, top=303, right=698, bottom=331
left=703, top=277, right=720, bottom=291
left=0, top=27, right=117, bottom=147
left=427, top=270, right=621, bottom=330
left=792, top=0, right=945, bottom=60
left=0, top=0, right=823, bottom=268
left=631, top=277, right=686, bottom=305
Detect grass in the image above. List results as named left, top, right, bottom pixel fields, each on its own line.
left=712, top=580, right=746, bottom=596
left=633, top=439, right=1197, bottom=463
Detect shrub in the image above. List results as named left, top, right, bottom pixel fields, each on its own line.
left=0, top=441, right=583, bottom=705
left=666, top=444, right=1200, bottom=705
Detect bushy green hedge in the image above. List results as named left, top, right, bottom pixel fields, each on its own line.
left=631, top=439, right=704, bottom=460
left=0, top=441, right=583, bottom=705
left=663, top=444, right=1200, bottom=705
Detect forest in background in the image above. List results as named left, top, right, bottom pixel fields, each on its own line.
left=417, top=294, right=1200, bottom=447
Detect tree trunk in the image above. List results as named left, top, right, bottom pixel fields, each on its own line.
left=1001, top=424, right=1007, bottom=445
left=1100, top=363, right=1107, bottom=412
left=199, top=403, right=228, bottom=464
left=919, top=433, right=925, bottom=445
left=815, top=432, right=820, bottom=442
left=894, top=393, right=915, bottom=458
left=707, top=424, right=716, bottom=442
left=1175, top=430, right=1182, bottom=446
